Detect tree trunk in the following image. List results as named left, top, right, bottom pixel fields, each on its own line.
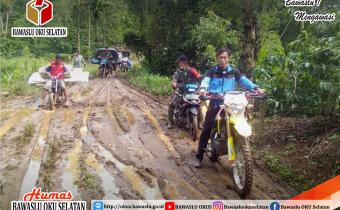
left=5, top=11, right=9, bottom=35
left=101, top=19, right=105, bottom=46
left=240, top=0, right=257, bottom=80
left=77, top=0, right=81, bottom=51
left=0, top=15, right=3, bottom=35
left=88, top=5, right=91, bottom=49
left=95, top=18, right=99, bottom=42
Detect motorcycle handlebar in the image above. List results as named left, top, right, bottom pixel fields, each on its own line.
left=199, top=91, right=267, bottom=101
left=47, top=72, right=64, bottom=79
left=245, top=91, right=267, bottom=99
left=199, top=94, right=223, bottom=101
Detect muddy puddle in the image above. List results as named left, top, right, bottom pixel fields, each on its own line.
left=82, top=130, right=163, bottom=199
left=61, top=107, right=91, bottom=199
left=61, top=138, right=82, bottom=199
left=85, top=153, right=121, bottom=199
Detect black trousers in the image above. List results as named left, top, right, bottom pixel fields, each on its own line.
left=196, top=100, right=222, bottom=161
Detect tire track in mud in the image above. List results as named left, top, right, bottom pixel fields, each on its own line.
left=60, top=81, right=111, bottom=200
left=0, top=108, right=35, bottom=139
left=0, top=110, right=13, bottom=121
left=0, top=109, right=41, bottom=208
left=19, top=111, right=54, bottom=198
left=83, top=80, right=165, bottom=199
left=67, top=80, right=163, bottom=200
left=114, top=80, right=217, bottom=196
left=0, top=80, right=113, bottom=206
left=106, top=78, right=222, bottom=199
left=84, top=152, right=121, bottom=199
left=86, top=80, right=182, bottom=199
left=1, top=80, right=112, bottom=206
left=143, top=109, right=180, bottom=160
left=82, top=133, right=163, bottom=199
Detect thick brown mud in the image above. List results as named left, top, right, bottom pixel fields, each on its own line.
left=0, top=77, right=296, bottom=210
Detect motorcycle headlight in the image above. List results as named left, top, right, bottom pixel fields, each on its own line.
left=230, top=105, right=245, bottom=115
left=191, top=100, right=198, bottom=104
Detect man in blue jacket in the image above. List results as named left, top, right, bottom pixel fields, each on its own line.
left=195, top=48, right=265, bottom=168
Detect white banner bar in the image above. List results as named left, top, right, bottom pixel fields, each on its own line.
left=91, top=200, right=338, bottom=210
left=11, top=27, right=68, bottom=37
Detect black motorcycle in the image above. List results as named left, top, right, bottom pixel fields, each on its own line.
left=173, top=84, right=201, bottom=141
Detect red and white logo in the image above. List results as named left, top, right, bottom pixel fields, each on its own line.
left=26, top=0, right=53, bottom=26
left=165, top=202, right=175, bottom=210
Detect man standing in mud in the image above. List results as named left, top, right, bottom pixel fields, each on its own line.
left=72, top=49, right=86, bottom=69
left=167, top=55, right=201, bottom=129
left=39, top=54, right=70, bottom=107
left=194, top=48, right=265, bottom=168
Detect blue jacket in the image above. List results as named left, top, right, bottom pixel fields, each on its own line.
left=200, top=64, right=258, bottom=94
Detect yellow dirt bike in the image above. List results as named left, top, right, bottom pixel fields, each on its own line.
left=200, top=90, right=266, bottom=198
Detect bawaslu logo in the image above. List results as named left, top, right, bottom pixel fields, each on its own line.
left=11, top=0, right=67, bottom=37
left=26, top=0, right=53, bottom=26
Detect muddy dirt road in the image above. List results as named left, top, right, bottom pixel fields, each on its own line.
left=0, top=77, right=296, bottom=209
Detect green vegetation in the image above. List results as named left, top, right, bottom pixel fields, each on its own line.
left=0, top=52, right=48, bottom=95
left=264, top=152, right=315, bottom=191
left=86, top=64, right=99, bottom=78
left=256, top=23, right=340, bottom=116
left=118, top=65, right=172, bottom=96
left=13, top=123, right=35, bottom=146
left=76, top=165, right=97, bottom=189
left=1, top=0, right=338, bottom=116
left=41, top=138, right=60, bottom=191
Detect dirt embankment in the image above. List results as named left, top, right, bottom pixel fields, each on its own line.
left=253, top=115, right=339, bottom=191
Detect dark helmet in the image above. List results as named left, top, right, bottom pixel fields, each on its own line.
left=56, top=53, right=62, bottom=60
left=177, top=55, right=188, bottom=63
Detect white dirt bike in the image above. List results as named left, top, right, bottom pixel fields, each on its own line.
left=46, top=72, right=65, bottom=110
left=200, top=90, right=266, bottom=198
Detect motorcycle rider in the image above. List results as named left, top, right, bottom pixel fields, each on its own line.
left=167, top=55, right=201, bottom=129
left=194, top=48, right=265, bottom=168
left=39, top=53, right=71, bottom=107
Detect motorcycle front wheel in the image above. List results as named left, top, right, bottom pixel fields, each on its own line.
left=99, top=67, right=104, bottom=79
left=189, top=114, right=199, bottom=142
left=48, top=93, right=55, bottom=110
left=231, top=131, right=253, bottom=198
